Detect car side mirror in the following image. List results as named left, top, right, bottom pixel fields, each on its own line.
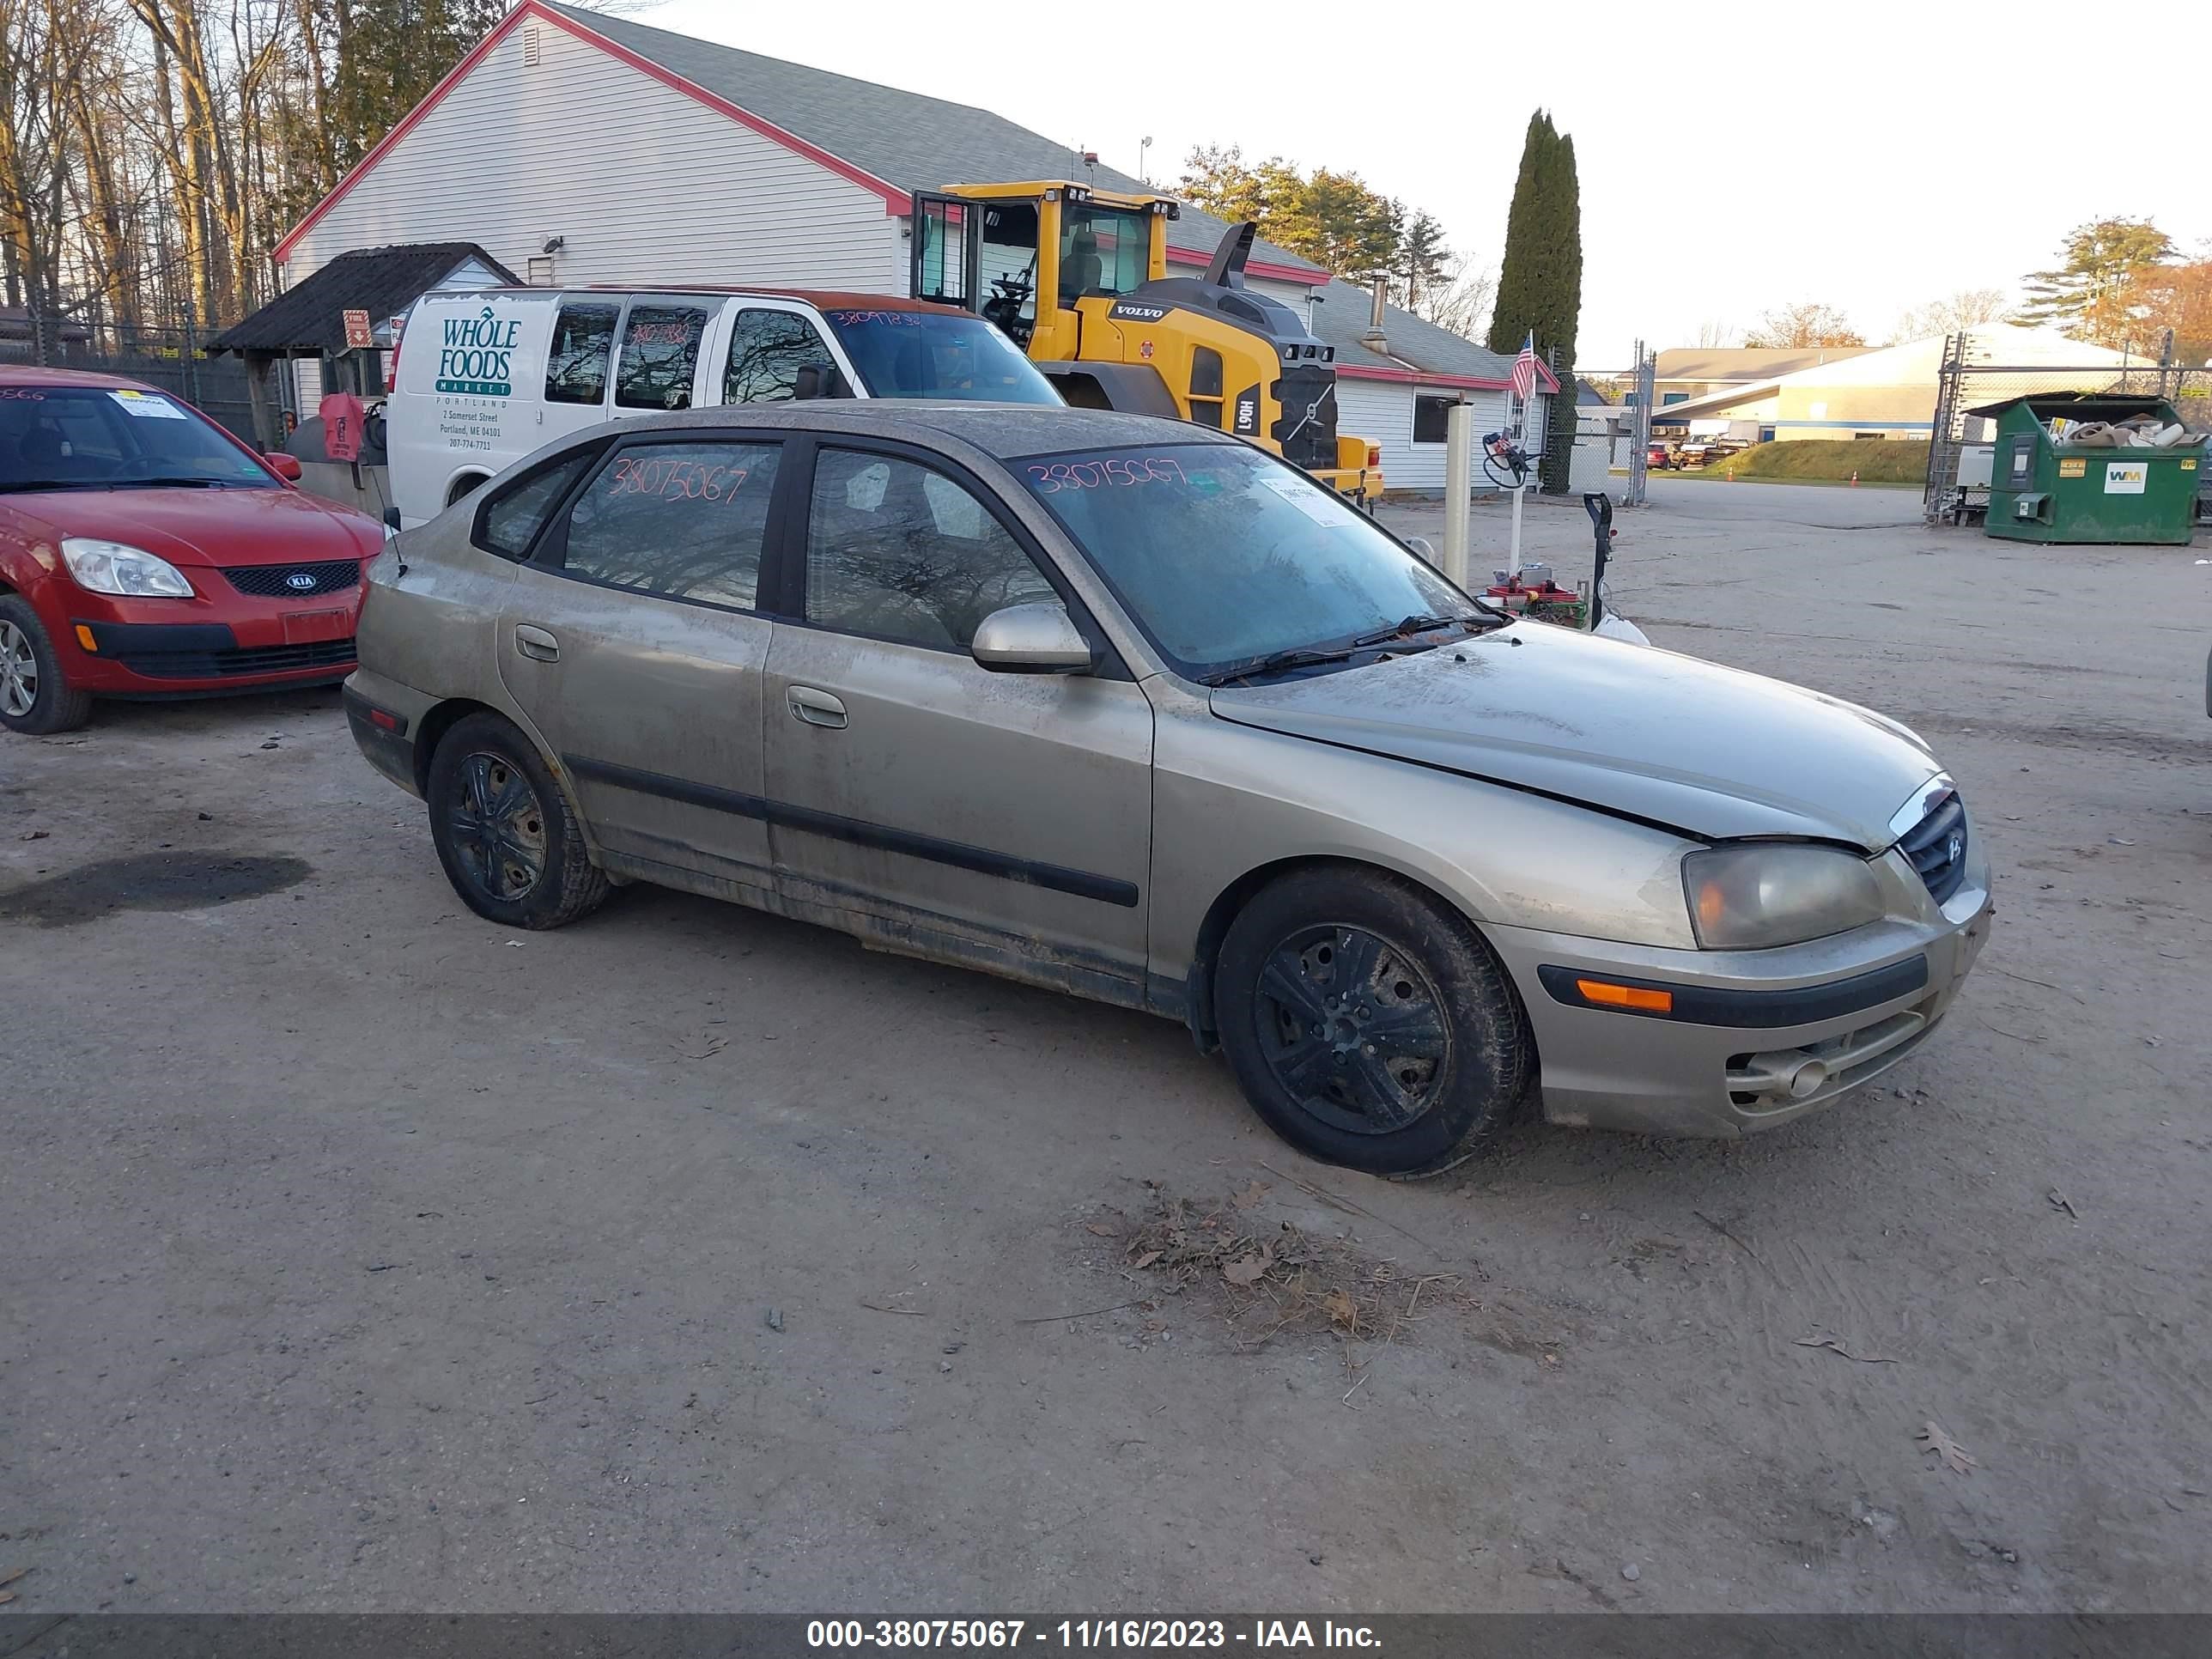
left=793, top=362, right=849, bottom=401
left=264, top=452, right=303, bottom=481
left=970, top=602, right=1094, bottom=675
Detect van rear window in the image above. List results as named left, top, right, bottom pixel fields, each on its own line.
left=545, top=303, right=618, bottom=405
left=615, top=306, right=708, bottom=411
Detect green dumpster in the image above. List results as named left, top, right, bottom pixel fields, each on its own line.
left=1976, top=392, right=2204, bottom=545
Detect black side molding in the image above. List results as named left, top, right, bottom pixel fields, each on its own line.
left=565, top=755, right=1140, bottom=909
left=1538, top=954, right=1929, bottom=1029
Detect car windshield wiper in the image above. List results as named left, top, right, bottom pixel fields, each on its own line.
left=1352, top=612, right=1488, bottom=647
left=1202, top=644, right=1365, bottom=686
left=110, top=475, right=227, bottom=489
left=3, top=479, right=105, bottom=492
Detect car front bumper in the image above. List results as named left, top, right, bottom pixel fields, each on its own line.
left=1486, top=863, right=1993, bottom=1138
left=53, top=574, right=366, bottom=696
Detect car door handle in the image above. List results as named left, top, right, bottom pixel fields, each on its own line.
left=514, top=624, right=560, bottom=662
left=787, top=686, right=847, bottom=729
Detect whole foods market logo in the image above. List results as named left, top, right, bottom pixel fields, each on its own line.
left=435, top=306, right=521, bottom=395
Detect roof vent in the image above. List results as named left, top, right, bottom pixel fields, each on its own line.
left=523, top=23, right=541, bottom=65
left=1362, top=278, right=1388, bottom=350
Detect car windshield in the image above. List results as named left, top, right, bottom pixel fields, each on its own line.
left=0, top=385, right=273, bottom=491
left=818, top=308, right=1060, bottom=405
left=1015, top=443, right=1488, bottom=680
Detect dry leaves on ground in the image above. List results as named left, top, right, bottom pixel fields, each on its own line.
left=1096, top=1190, right=1472, bottom=1350
left=1918, top=1419, right=1977, bottom=1474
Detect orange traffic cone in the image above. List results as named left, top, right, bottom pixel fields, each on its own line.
left=1850, top=471, right=1859, bottom=487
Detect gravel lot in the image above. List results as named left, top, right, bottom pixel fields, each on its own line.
left=3, top=481, right=2208, bottom=1613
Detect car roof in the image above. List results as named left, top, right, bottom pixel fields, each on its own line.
left=427, top=286, right=955, bottom=314
left=0, top=364, right=164, bottom=394
left=597, top=400, right=1240, bottom=460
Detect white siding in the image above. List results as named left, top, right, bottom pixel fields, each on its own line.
left=282, top=15, right=899, bottom=295
left=1338, top=380, right=1516, bottom=495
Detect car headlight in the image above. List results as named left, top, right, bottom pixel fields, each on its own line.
left=1682, top=843, right=1885, bottom=950
left=60, top=538, right=195, bottom=599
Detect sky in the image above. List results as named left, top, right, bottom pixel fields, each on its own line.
left=630, top=0, right=2209, bottom=368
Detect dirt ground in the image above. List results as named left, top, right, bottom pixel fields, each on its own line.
left=3, top=481, right=2208, bottom=1614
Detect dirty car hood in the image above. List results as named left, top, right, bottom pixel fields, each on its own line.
left=1206, top=623, right=1942, bottom=849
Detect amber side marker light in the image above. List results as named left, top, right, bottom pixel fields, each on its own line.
left=75, top=624, right=98, bottom=652
left=1576, top=978, right=1674, bottom=1014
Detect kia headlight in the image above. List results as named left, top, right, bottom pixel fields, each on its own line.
left=1682, top=843, right=1885, bottom=950
left=60, top=538, right=195, bottom=599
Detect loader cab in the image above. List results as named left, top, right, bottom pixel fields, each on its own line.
left=912, top=182, right=1172, bottom=360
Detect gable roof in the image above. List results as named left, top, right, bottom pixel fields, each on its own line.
left=274, top=0, right=1325, bottom=284
left=215, top=242, right=520, bottom=355
left=1307, top=278, right=1560, bottom=392
left=538, top=3, right=1322, bottom=278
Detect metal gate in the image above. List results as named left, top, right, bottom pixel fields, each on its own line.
left=1625, top=343, right=1655, bottom=507
left=1924, top=332, right=2212, bottom=523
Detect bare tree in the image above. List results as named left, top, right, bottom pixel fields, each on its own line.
left=1414, top=252, right=1496, bottom=343
left=1743, top=301, right=1864, bottom=349
left=1693, top=319, right=1739, bottom=349
left=1893, top=288, right=2009, bottom=343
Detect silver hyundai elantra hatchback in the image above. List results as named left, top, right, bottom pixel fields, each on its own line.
left=346, top=403, right=1989, bottom=1176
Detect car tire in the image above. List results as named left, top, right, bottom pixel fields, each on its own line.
left=425, top=710, right=610, bottom=929
left=0, top=595, right=94, bottom=735
left=1216, top=866, right=1534, bottom=1178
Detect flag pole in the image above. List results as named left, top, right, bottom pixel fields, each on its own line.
left=1508, top=331, right=1536, bottom=580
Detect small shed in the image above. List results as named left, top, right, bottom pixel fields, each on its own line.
left=210, top=242, right=517, bottom=446
left=1973, top=392, right=2204, bottom=546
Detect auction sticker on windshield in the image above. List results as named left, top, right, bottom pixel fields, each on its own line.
left=1258, top=471, right=1347, bottom=525
left=109, top=390, right=186, bottom=419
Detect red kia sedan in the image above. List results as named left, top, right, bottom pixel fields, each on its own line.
left=0, top=367, right=383, bottom=733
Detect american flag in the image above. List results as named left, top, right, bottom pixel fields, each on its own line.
left=1510, top=330, right=1540, bottom=402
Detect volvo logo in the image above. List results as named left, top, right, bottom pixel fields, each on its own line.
left=284, top=571, right=318, bottom=592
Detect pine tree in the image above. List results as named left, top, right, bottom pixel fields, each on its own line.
left=1487, top=112, right=1583, bottom=495
left=1398, top=211, right=1450, bottom=310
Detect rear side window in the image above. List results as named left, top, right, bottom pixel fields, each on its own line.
left=545, top=303, right=619, bottom=404
left=477, top=452, right=593, bottom=560
left=615, top=306, right=708, bottom=410
left=725, top=309, right=833, bottom=404
left=558, top=441, right=781, bottom=611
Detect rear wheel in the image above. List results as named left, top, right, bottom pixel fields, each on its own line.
left=0, top=596, right=93, bottom=735
left=425, top=711, right=609, bottom=929
left=1216, top=867, right=1534, bottom=1177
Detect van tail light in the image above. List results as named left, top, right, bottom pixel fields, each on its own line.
left=386, top=313, right=404, bottom=382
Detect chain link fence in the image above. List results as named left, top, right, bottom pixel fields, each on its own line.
left=1, top=307, right=258, bottom=443
left=1924, top=333, right=2212, bottom=524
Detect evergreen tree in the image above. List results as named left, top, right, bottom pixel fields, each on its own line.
left=1487, top=112, right=1583, bottom=495
left=2014, top=217, right=2173, bottom=345
left=1398, top=211, right=1451, bottom=310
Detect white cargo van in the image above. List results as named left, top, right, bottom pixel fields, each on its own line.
left=385, top=287, right=1060, bottom=528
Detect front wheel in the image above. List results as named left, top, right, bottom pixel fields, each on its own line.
left=1216, top=867, right=1534, bottom=1177
left=425, top=711, right=609, bottom=929
left=0, top=596, right=93, bottom=735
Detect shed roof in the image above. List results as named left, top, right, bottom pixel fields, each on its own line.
left=214, top=242, right=519, bottom=355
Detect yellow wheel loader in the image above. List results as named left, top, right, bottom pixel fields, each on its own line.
left=909, top=181, right=1382, bottom=500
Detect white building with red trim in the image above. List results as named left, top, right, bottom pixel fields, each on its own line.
left=274, top=0, right=1554, bottom=492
